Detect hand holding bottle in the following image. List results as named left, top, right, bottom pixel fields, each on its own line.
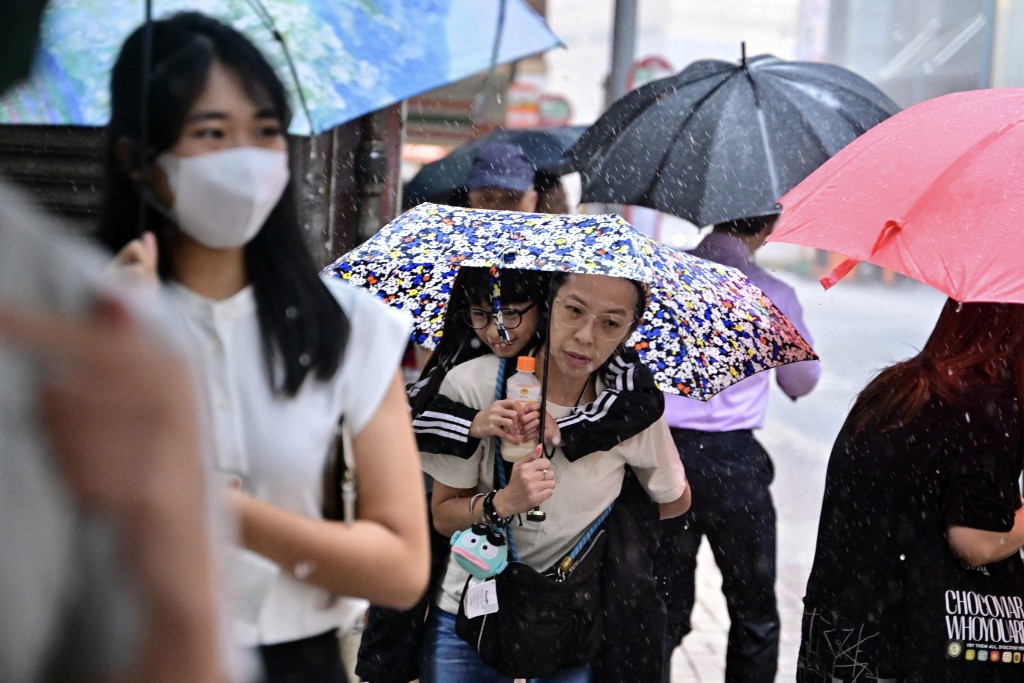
left=469, top=398, right=522, bottom=442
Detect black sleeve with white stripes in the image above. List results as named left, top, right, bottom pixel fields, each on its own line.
left=555, top=346, right=665, bottom=462
left=410, top=392, right=482, bottom=459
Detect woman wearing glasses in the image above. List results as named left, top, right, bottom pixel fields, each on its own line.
left=418, top=272, right=692, bottom=683
left=357, top=267, right=671, bottom=682
left=408, top=266, right=664, bottom=462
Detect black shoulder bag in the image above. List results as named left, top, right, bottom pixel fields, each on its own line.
left=454, top=358, right=612, bottom=678
left=322, top=416, right=356, bottom=522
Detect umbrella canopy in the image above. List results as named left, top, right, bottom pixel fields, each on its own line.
left=769, top=88, right=1024, bottom=304
left=323, top=203, right=816, bottom=399
left=0, top=0, right=561, bottom=135
left=565, top=53, right=899, bottom=226
left=402, top=125, right=586, bottom=209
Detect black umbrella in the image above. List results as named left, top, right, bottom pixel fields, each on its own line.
left=564, top=52, right=900, bottom=227
left=402, top=125, right=586, bottom=209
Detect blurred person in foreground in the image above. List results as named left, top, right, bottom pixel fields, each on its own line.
left=0, top=4, right=224, bottom=682
left=0, top=196, right=225, bottom=683
left=655, top=213, right=821, bottom=683
left=798, top=300, right=1024, bottom=682
left=103, top=13, right=429, bottom=682
left=466, top=142, right=538, bottom=212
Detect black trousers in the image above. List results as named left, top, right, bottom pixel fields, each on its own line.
left=655, top=428, right=779, bottom=683
left=258, top=628, right=348, bottom=683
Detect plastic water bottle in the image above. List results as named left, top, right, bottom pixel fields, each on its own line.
left=501, top=356, right=542, bottom=462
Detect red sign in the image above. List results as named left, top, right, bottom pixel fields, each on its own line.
left=504, top=82, right=541, bottom=128
left=538, top=94, right=572, bottom=126
left=627, top=55, right=675, bottom=91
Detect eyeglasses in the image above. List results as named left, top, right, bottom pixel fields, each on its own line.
left=552, top=298, right=635, bottom=342
left=463, top=301, right=538, bottom=330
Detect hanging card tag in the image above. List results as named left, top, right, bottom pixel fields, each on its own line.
left=464, top=578, right=499, bottom=619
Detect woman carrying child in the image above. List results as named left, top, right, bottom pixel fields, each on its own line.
left=419, top=271, right=691, bottom=682
left=356, top=266, right=679, bottom=683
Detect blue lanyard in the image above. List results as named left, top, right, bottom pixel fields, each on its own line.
left=492, top=358, right=614, bottom=565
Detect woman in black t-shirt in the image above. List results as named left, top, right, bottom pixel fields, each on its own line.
left=797, top=299, right=1024, bottom=682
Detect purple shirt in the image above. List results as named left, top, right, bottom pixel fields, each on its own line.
left=664, top=231, right=821, bottom=431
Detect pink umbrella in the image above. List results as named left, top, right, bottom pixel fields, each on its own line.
left=770, top=88, right=1024, bottom=303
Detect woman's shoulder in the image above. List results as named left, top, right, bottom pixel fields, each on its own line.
left=958, top=384, right=1020, bottom=427
left=319, top=276, right=411, bottom=335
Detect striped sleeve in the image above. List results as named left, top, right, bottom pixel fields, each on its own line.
left=556, top=347, right=665, bottom=462
left=411, top=393, right=481, bottom=459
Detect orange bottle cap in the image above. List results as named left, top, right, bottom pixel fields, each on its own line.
left=516, top=356, right=536, bottom=372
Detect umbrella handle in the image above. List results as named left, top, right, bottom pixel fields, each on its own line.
left=526, top=273, right=560, bottom=525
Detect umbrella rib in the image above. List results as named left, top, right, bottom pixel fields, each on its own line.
left=641, top=72, right=739, bottom=208
left=242, top=0, right=317, bottom=133
left=769, top=72, right=895, bottom=154
left=578, top=68, right=729, bottom=167
left=746, top=72, right=782, bottom=202
left=899, top=117, right=1020, bottom=226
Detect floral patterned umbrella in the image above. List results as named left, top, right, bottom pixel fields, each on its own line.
left=323, top=203, right=817, bottom=399
left=0, top=0, right=561, bottom=135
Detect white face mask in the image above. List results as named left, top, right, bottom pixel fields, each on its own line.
left=156, top=147, right=290, bottom=249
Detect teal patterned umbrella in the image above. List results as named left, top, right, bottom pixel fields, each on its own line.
left=324, top=203, right=817, bottom=399
left=0, top=0, right=561, bottom=135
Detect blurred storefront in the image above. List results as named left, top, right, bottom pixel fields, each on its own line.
left=402, top=1, right=567, bottom=188
left=790, top=0, right=1020, bottom=284
left=815, top=0, right=999, bottom=107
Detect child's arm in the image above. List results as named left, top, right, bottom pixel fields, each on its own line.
left=410, top=390, right=483, bottom=459
left=555, top=346, right=664, bottom=461
left=409, top=382, right=521, bottom=459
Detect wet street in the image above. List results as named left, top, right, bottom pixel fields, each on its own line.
left=671, top=269, right=947, bottom=681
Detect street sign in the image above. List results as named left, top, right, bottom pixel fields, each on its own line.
left=538, top=94, right=572, bottom=126
left=504, top=82, right=541, bottom=128
left=627, top=55, right=675, bottom=90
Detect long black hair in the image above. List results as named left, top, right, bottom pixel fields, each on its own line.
left=97, top=12, right=346, bottom=397
left=847, top=299, right=1024, bottom=437
left=410, top=267, right=550, bottom=416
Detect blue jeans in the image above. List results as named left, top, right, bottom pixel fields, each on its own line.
left=419, top=609, right=592, bottom=683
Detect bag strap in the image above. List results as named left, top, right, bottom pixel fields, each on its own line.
left=492, top=358, right=613, bottom=564
left=322, top=415, right=356, bottom=523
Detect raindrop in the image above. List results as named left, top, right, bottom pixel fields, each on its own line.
left=299, top=352, right=312, bottom=367
left=286, top=306, right=298, bottom=320
left=899, top=554, right=906, bottom=561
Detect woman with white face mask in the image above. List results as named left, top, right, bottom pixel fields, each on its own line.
left=98, top=13, right=429, bottom=683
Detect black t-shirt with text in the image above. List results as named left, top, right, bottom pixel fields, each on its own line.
left=804, top=385, right=1023, bottom=621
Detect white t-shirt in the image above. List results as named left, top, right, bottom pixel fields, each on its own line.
left=421, top=355, right=688, bottom=615
left=165, top=276, right=410, bottom=645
